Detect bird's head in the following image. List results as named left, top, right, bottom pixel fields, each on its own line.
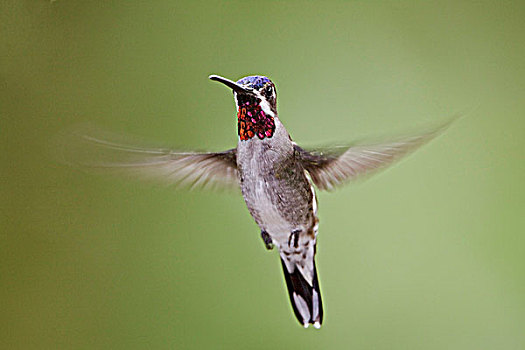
left=210, top=74, right=277, bottom=141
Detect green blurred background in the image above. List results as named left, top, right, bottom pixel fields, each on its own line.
left=2, top=1, right=525, bottom=349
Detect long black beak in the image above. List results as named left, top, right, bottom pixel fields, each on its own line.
left=209, top=75, right=253, bottom=94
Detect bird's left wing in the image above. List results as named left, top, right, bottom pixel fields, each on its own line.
left=295, top=121, right=452, bottom=191
left=56, top=126, right=239, bottom=191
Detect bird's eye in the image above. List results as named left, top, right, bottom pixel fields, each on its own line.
left=265, top=85, right=273, bottom=96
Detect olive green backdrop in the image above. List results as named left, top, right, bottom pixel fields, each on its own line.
left=2, top=1, right=525, bottom=349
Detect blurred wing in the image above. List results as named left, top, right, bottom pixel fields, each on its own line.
left=296, top=121, right=452, bottom=191
left=57, top=127, right=239, bottom=191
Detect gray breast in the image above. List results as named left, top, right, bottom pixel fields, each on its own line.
left=236, top=121, right=314, bottom=239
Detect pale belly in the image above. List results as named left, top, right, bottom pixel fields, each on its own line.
left=238, top=157, right=314, bottom=246
left=241, top=177, right=296, bottom=238
left=236, top=123, right=315, bottom=246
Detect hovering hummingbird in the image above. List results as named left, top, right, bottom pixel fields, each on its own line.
left=64, top=74, right=452, bottom=328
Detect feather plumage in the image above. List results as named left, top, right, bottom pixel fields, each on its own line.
left=295, top=120, right=453, bottom=191
left=56, top=126, right=239, bottom=191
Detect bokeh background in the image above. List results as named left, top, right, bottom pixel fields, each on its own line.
left=2, top=1, right=525, bottom=349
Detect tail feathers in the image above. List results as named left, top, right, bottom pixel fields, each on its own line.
left=280, top=258, right=323, bottom=328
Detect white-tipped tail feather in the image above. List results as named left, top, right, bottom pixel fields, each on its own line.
left=280, top=257, right=323, bottom=328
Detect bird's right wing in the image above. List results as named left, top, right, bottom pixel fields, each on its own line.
left=295, top=120, right=453, bottom=191
left=56, top=126, right=239, bottom=191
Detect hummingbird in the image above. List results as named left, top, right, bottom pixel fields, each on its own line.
left=63, top=74, right=452, bottom=329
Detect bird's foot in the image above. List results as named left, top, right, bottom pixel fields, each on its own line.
left=288, top=229, right=301, bottom=248
left=261, top=230, right=274, bottom=250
